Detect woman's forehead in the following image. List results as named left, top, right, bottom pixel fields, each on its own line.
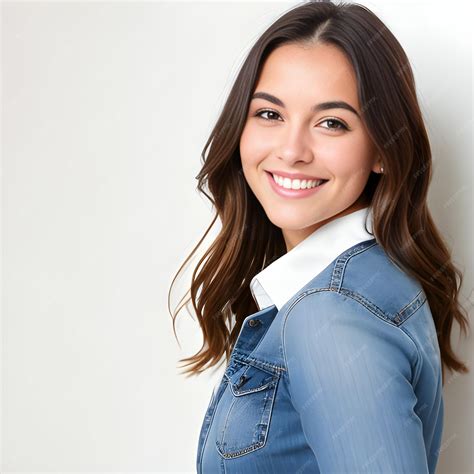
left=254, top=44, right=360, bottom=113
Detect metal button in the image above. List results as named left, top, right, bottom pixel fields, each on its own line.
left=248, top=319, right=261, bottom=327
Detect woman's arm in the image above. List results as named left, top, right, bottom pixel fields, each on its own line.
left=282, top=289, right=429, bottom=473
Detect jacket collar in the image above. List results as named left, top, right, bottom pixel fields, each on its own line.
left=250, top=206, right=375, bottom=311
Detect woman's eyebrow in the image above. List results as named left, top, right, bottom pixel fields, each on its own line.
left=251, top=91, right=360, bottom=117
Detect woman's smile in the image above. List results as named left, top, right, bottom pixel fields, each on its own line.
left=265, top=170, right=329, bottom=199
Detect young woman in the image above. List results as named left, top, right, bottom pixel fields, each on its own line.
left=168, top=1, right=470, bottom=472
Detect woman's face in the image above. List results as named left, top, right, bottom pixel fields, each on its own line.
left=239, top=43, right=381, bottom=251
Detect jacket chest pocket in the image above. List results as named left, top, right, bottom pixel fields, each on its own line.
left=215, top=359, right=281, bottom=459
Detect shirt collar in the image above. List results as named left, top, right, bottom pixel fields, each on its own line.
left=250, top=206, right=375, bottom=311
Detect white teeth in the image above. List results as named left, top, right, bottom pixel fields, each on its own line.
left=272, top=173, right=325, bottom=190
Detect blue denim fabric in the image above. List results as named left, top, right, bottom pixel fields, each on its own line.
left=196, top=238, right=444, bottom=473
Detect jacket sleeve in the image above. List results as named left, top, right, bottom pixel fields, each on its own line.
left=282, top=289, right=429, bottom=473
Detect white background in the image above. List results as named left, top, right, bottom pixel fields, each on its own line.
left=2, top=1, right=472, bottom=472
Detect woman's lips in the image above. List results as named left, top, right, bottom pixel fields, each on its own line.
left=265, top=171, right=328, bottom=199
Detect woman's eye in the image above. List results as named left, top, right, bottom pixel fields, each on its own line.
left=319, top=118, right=348, bottom=131
left=255, top=109, right=281, bottom=121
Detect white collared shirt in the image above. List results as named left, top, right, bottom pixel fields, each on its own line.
left=250, top=206, right=375, bottom=311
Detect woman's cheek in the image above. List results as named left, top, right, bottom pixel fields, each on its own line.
left=320, top=138, right=371, bottom=177
left=240, top=127, right=268, bottom=167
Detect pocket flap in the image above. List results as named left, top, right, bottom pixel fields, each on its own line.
left=225, top=362, right=279, bottom=396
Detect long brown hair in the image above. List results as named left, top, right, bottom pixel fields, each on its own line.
left=168, top=0, right=470, bottom=385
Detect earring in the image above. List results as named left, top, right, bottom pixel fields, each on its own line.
left=380, top=166, right=384, bottom=173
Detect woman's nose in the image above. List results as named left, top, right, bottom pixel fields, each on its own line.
left=275, top=124, right=315, bottom=165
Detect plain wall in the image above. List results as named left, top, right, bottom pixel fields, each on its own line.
left=2, top=1, right=472, bottom=472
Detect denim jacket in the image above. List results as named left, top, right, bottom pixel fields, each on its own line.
left=196, top=236, right=444, bottom=473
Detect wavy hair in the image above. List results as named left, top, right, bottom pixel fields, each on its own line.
left=168, top=0, right=470, bottom=386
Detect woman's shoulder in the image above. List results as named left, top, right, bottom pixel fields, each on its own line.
left=338, top=240, right=427, bottom=324
left=282, top=240, right=426, bottom=328
left=280, top=239, right=443, bottom=389
left=281, top=284, right=424, bottom=396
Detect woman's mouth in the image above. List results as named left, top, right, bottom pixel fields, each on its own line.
left=265, top=171, right=329, bottom=199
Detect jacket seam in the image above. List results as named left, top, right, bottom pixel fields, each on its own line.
left=398, top=301, right=427, bottom=387
left=394, top=289, right=427, bottom=325
left=232, top=350, right=286, bottom=372
left=330, top=240, right=378, bottom=291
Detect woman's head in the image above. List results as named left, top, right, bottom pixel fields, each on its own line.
left=170, top=1, right=470, bottom=382
left=198, top=0, right=433, bottom=253
left=240, top=42, right=383, bottom=250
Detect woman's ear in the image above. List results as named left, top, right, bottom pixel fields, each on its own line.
left=371, top=155, right=384, bottom=174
